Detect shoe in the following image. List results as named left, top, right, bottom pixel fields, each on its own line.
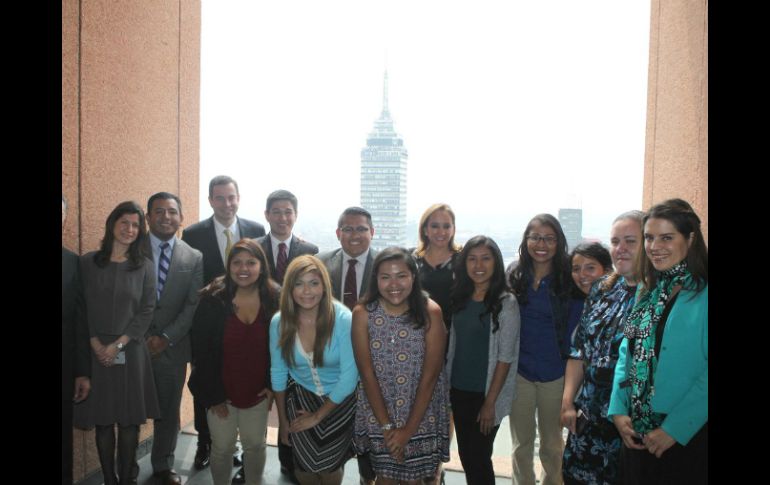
left=231, top=466, right=245, bottom=484
left=233, top=451, right=243, bottom=467
left=281, top=466, right=300, bottom=485
left=193, top=443, right=211, bottom=470
left=153, top=469, right=182, bottom=485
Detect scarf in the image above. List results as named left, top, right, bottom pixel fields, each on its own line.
left=623, top=260, right=692, bottom=434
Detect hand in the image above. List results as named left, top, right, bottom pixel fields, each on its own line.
left=289, top=409, right=321, bottom=433
left=90, top=338, right=109, bottom=364
left=561, top=403, right=577, bottom=433
left=643, top=427, right=676, bottom=458
left=477, top=399, right=496, bottom=435
left=612, top=415, right=645, bottom=450
left=384, top=428, right=411, bottom=462
left=145, top=335, right=169, bottom=357
left=259, top=388, right=274, bottom=411
left=210, top=403, right=229, bottom=419
left=73, top=377, right=91, bottom=403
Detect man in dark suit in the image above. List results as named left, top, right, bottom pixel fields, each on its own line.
left=317, top=207, right=378, bottom=485
left=62, top=196, right=91, bottom=485
left=142, top=192, right=204, bottom=485
left=255, top=189, right=317, bottom=483
left=182, top=175, right=265, bottom=481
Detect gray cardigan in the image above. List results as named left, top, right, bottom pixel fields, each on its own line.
left=445, top=292, right=521, bottom=425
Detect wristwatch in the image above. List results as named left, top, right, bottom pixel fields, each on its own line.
left=115, top=341, right=125, bottom=351
left=381, top=422, right=395, bottom=431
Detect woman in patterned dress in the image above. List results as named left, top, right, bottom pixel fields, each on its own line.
left=352, top=247, right=450, bottom=484
left=560, top=211, right=644, bottom=485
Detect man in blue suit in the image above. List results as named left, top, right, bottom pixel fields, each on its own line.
left=182, top=176, right=265, bottom=482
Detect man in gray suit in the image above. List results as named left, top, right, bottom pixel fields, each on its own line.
left=317, top=206, right=378, bottom=485
left=144, top=192, right=204, bottom=485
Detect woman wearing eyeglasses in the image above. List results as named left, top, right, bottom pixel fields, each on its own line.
left=508, top=214, right=584, bottom=485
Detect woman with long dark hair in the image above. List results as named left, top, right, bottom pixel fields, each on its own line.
left=445, top=236, right=520, bottom=484
left=270, top=255, right=359, bottom=484
left=73, top=201, right=160, bottom=485
left=508, top=214, right=584, bottom=485
left=609, top=199, right=708, bottom=484
left=188, top=238, right=280, bottom=485
left=569, top=242, right=613, bottom=298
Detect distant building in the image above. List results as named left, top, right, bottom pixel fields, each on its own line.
left=361, top=71, right=409, bottom=249
left=559, top=208, right=583, bottom=252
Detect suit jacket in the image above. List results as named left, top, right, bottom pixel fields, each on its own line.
left=317, top=247, right=377, bottom=301
left=144, top=238, right=204, bottom=364
left=182, top=216, right=265, bottom=285
left=256, top=233, right=319, bottom=282
left=62, top=247, right=90, bottom=401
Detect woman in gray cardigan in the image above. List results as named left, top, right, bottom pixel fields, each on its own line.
left=445, top=236, right=521, bottom=484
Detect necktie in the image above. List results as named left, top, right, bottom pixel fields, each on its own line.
left=343, top=259, right=358, bottom=310
left=224, top=229, right=233, bottom=262
left=158, top=242, right=170, bottom=299
left=276, top=242, right=288, bottom=283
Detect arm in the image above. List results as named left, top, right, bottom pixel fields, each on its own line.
left=122, top=260, right=157, bottom=341
left=274, top=391, right=291, bottom=445
left=608, top=338, right=644, bottom=450
left=386, top=301, right=447, bottom=452
left=156, top=250, right=204, bottom=346
left=190, top=298, right=228, bottom=408
left=327, top=308, right=360, bottom=403
left=351, top=305, right=393, bottom=430
left=73, top=262, right=91, bottom=401
left=560, top=359, right=584, bottom=433
left=478, top=361, right=511, bottom=435
left=269, top=313, right=292, bottom=444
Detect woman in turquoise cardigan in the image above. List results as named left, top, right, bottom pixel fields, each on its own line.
left=608, top=198, right=708, bottom=485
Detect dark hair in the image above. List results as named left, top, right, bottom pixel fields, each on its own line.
left=200, top=238, right=280, bottom=319
left=414, top=203, right=462, bottom=257
left=208, top=175, right=239, bottom=198
left=569, top=242, right=613, bottom=298
left=147, top=192, right=183, bottom=216
left=337, top=206, right=373, bottom=228
left=508, top=213, right=571, bottom=304
left=266, top=189, right=298, bottom=212
left=637, top=198, right=708, bottom=294
left=363, top=247, right=430, bottom=328
left=450, top=235, right=511, bottom=332
left=94, top=201, right=148, bottom=270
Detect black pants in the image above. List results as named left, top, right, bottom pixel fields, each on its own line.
left=62, top=399, right=73, bottom=485
left=619, top=423, right=707, bottom=485
left=193, top=396, right=211, bottom=445
left=450, top=388, right=500, bottom=485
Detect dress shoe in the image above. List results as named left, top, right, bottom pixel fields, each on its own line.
left=153, top=469, right=182, bottom=485
left=193, top=443, right=211, bottom=470
left=233, top=451, right=243, bottom=467
left=231, top=466, right=245, bottom=484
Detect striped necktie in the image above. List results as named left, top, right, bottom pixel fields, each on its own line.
left=158, top=242, right=170, bottom=299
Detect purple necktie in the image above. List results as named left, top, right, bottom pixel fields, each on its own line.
left=343, top=259, right=358, bottom=310
left=276, top=242, right=288, bottom=283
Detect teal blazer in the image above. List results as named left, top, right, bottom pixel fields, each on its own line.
left=608, top=284, right=708, bottom=445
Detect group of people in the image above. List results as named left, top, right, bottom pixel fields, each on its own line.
left=62, top=174, right=708, bottom=485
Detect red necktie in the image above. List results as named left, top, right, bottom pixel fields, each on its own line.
left=343, top=258, right=358, bottom=310
left=276, top=242, right=288, bottom=283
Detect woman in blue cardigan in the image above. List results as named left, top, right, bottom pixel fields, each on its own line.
left=608, top=199, right=708, bottom=485
left=270, top=255, right=359, bottom=485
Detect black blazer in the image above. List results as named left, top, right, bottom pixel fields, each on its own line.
left=182, top=216, right=265, bottom=286
left=256, top=234, right=319, bottom=282
left=62, top=247, right=90, bottom=400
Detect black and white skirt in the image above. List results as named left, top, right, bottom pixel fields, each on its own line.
left=286, top=378, right=356, bottom=473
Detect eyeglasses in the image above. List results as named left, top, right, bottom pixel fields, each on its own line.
left=340, top=226, right=371, bottom=234
left=526, top=234, right=557, bottom=246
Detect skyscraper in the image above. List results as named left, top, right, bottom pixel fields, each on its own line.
left=360, top=71, right=409, bottom=249
left=559, top=208, right=583, bottom=252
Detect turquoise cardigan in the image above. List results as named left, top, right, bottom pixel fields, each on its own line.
left=608, top=285, right=708, bottom=445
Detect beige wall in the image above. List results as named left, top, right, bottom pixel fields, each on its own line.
left=642, top=0, right=708, bottom=243
left=62, top=1, right=201, bottom=481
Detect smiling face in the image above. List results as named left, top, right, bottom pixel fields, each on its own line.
left=265, top=199, right=297, bottom=240
left=148, top=197, right=182, bottom=241
left=571, top=254, right=607, bottom=295
left=466, top=244, right=495, bottom=290
left=644, top=217, right=693, bottom=272
left=610, top=218, right=642, bottom=280
left=209, top=182, right=240, bottom=226
left=229, top=250, right=261, bottom=288
left=336, top=214, right=373, bottom=258
left=424, top=210, right=455, bottom=250
left=292, top=270, right=324, bottom=312
left=113, top=213, right=141, bottom=248
left=526, top=221, right=558, bottom=268
left=377, top=259, right=414, bottom=312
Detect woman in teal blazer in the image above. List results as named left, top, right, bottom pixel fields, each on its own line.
left=608, top=198, right=708, bottom=485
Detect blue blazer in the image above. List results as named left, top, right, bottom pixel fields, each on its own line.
left=608, top=285, right=708, bottom=445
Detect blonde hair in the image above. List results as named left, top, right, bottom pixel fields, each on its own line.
left=414, top=203, right=462, bottom=257
left=278, top=255, right=336, bottom=367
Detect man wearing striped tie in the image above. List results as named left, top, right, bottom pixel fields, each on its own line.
left=143, top=192, right=204, bottom=485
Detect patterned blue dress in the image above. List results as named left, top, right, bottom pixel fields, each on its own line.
left=353, top=300, right=450, bottom=481
left=562, top=276, right=637, bottom=485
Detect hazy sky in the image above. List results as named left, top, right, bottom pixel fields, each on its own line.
left=199, top=0, right=650, bottom=245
